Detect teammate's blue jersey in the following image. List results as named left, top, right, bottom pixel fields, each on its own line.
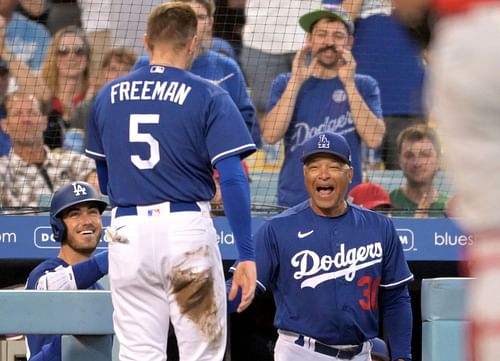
left=86, top=65, right=256, bottom=207
left=255, top=201, right=413, bottom=345
left=267, top=73, right=383, bottom=207
left=26, top=258, right=103, bottom=361
left=192, top=50, right=261, bottom=148
left=134, top=51, right=261, bottom=147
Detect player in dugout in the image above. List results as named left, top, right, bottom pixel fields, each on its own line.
left=229, top=132, right=413, bottom=361
left=25, top=181, right=110, bottom=361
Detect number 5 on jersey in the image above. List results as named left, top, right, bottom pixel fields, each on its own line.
left=130, top=114, right=160, bottom=169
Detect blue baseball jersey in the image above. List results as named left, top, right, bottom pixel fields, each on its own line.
left=254, top=201, right=413, bottom=345
left=25, top=258, right=103, bottom=361
left=267, top=73, right=383, bottom=207
left=86, top=65, right=256, bottom=207
left=134, top=51, right=261, bottom=147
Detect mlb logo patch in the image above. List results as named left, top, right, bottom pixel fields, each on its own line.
left=151, top=66, right=165, bottom=74
left=147, top=209, right=161, bottom=216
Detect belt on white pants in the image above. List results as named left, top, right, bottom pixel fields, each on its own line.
left=279, top=330, right=364, bottom=360
left=113, top=201, right=210, bottom=218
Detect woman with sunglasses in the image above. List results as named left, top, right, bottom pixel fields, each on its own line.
left=40, top=25, right=92, bottom=150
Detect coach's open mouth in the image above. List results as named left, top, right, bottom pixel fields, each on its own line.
left=316, top=186, right=334, bottom=196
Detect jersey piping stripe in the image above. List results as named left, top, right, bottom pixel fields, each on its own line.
left=211, top=143, right=256, bottom=164
left=85, top=149, right=106, bottom=158
left=379, top=274, right=414, bottom=288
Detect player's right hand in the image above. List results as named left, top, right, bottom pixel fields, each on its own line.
left=229, top=260, right=256, bottom=313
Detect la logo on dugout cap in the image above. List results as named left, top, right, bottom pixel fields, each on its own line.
left=300, top=132, right=352, bottom=165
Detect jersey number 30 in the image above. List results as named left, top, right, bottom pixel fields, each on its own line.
left=357, top=276, right=381, bottom=311
left=129, top=114, right=160, bottom=169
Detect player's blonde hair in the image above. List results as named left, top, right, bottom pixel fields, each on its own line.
left=146, top=2, right=198, bottom=51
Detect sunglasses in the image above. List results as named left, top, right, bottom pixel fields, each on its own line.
left=57, top=46, right=87, bottom=57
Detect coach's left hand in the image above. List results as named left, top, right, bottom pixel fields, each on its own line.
left=229, top=260, right=256, bottom=313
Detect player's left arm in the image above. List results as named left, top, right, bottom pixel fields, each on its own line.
left=216, top=155, right=256, bottom=312
left=339, top=51, right=385, bottom=148
left=380, top=285, right=413, bottom=361
left=379, top=217, right=414, bottom=360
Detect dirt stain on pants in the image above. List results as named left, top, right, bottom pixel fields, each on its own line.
left=171, top=246, right=223, bottom=344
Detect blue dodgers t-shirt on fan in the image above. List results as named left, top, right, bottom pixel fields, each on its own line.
left=267, top=73, right=382, bottom=207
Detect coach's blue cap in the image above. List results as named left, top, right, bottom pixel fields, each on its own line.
left=371, top=338, right=389, bottom=361
left=300, top=132, right=352, bottom=165
left=299, top=4, right=354, bottom=35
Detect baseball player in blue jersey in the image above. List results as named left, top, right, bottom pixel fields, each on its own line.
left=230, top=132, right=413, bottom=360
left=133, top=0, right=261, bottom=148
left=25, top=181, right=109, bottom=361
left=85, top=3, right=257, bottom=361
left=261, top=5, right=385, bottom=207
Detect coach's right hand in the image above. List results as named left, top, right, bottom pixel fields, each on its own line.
left=229, top=260, right=256, bottom=313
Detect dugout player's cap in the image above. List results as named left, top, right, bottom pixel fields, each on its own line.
left=348, top=183, right=391, bottom=210
left=50, top=181, right=107, bottom=242
left=299, top=4, right=354, bottom=35
left=300, top=132, right=352, bottom=166
left=371, top=337, right=390, bottom=361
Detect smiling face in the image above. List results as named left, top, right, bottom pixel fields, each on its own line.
left=303, top=153, right=353, bottom=217
left=61, top=202, right=103, bottom=256
left=399, top=138, right=439, bottom=187
left=307, top=18, right=352, bottom=69
left=56, top=33, right=90, bottom=79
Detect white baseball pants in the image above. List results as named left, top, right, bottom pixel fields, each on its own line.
left=108, top=201, right=227, bottom=361
left=274, top=330, right=372, bottom=361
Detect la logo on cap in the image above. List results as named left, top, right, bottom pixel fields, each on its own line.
left=318, top=134, right=330, bottom=149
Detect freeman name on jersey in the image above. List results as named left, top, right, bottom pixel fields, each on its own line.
left=110, top=80, right=192, bottom=105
